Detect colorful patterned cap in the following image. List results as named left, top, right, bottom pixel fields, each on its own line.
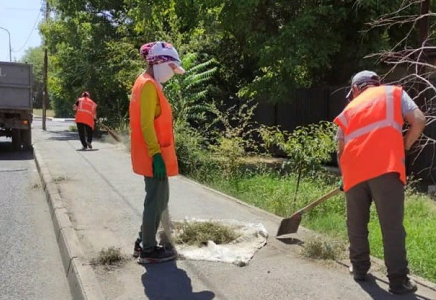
left=139, top=41, right=181, bottom=65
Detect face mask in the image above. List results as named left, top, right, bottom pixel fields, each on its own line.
left=153, top=63, right=175, bottom=83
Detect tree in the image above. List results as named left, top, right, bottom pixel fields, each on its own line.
left=364, top=0, right=436, bottom=183
left=40, top=1, right=142, bottom=122
left=20, top=46, right=45, bottom=108
left=39, top=0, right=416, bottom=121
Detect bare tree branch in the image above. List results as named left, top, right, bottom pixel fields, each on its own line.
left=366, top=0, right=436, bottom=182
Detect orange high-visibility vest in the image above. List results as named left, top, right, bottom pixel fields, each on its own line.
left=129, top=73, right=178, bottom=177
left=334, top=86, right=406, bottom=192
left=75, top=97, right=97, bottom=129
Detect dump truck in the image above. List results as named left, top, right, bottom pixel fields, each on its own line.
left=0, top=61, right=33, bottom=150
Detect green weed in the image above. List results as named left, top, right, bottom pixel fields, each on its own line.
left=91, top=247, right=125, bottom=266
left=301, top=235, right=346, bottom=260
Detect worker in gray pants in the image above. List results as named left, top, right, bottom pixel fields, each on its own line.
left=335, top=70, right=426, bottom=294
left=346, top=173, right=407, bottom=284
left=133, top=177, right=170, bottom=258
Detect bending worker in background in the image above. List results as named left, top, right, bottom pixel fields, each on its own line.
left=129, top=41, right=185, bottom=264
left=73, top=91, right=97, bottom=150
left=335, top=71, right=426, bottom=294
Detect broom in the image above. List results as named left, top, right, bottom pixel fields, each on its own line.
left=160, top=208, right=177, bottom=253
left=101, top=121, right=176, bottom=252
left=98, top=122, right=123, bottom=143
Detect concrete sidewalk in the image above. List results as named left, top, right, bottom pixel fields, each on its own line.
left=32, top=125, right=436, bottom=300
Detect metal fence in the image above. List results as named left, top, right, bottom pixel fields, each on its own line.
left=250, top=86, right=436, bottom=185
left=252, top=86, right=348, bottom=131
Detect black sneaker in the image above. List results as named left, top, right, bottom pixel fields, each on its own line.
left=87, top=142, right=92, bottom=149
left=133, top=239, right=142, bottom=258
left=349, top=265, right=367, bottom=281
left=389, top=277, right=418, bottom=294
left=137, top=246, right=175, bottom=264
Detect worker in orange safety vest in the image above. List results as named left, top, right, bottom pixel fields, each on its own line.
left=334, top=70, right=426, bottom=294
left=129, top=41, right=185, bottom=264
left=73, top=91, right=97, bottom=150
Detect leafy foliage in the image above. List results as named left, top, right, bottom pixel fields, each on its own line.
left=260, top=121, right=337, bottom=175
left=164, top=53, right=218, bottom=128
left=39, top=0, right=417, bottom=123
left=20, top=46, right=45, bottom=109
left=208, top=99, right=261, bottom=180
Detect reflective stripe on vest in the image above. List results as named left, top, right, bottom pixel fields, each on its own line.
left=77, top=99, right=96, bottom=117
left=341, top=86, right=402, bottom=144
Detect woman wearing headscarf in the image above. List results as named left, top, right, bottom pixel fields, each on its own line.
left=129, top=41, right=185, bottom=264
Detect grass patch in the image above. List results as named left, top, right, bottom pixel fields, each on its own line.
left=192, top=170, right=436, bottom=283
left=91, top=247, right=125, bottom=266
left=368, top=193, right=436, bottom=281
left=33, top=109, right=55, bottom=118
left=301, top=235, right=346, bottom=260
left=174, top=220, right=241, bottom=247
left=68, top=125, right=77, bottom=132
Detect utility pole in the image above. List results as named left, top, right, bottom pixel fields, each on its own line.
left=0, top=27, right=12, bottom=62
left=42, top=0, right=49, bottom=131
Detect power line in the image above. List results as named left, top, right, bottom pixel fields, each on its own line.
left=12, top=9, right=42, bottom=53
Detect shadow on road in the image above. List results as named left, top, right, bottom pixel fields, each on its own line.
left=0, top=141, right=34, bottom=161
left=47, top=130, right=78, bottom=141
left=76, top=148, right=99, bottom=152
left=357, top=274, right=431, bottom=300
left=141, top=261, right=215, bottom=300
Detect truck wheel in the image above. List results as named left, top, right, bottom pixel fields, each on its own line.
left=21, top=129, right=32, bottom=150
left=11, top=129, right=22, bottom=151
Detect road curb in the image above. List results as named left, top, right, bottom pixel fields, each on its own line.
left=33, top=144, right=105, bottom=300
left=179, top=175, right=436, bottom=292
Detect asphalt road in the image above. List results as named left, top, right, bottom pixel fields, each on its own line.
left=0, top=133, right=71, bottom=300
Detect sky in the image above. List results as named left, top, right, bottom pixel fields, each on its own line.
left=0, top=0, right=43, bottom=62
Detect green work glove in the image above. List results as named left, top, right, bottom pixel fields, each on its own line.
left=152, top=153, right=167, bottom=180
left=338, top=179, right=344, bottom=191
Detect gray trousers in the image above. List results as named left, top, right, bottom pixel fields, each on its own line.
left=345, top=172, right=409, bottom=280
left=139, top=176, right=169, bottom=253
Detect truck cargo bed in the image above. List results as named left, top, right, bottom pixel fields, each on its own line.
left=0, top=62, right=33, bottom=109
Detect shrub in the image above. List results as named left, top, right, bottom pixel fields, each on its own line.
left=164, top=52, right=218, bottom=128
left=207, top=99, right=262, bottom=180
left=174, top=122, right=219, bottom=180
left=260, top=121, right=337, bottom=175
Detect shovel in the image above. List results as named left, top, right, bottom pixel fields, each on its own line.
left=276, top=187, right=342, bottom=237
